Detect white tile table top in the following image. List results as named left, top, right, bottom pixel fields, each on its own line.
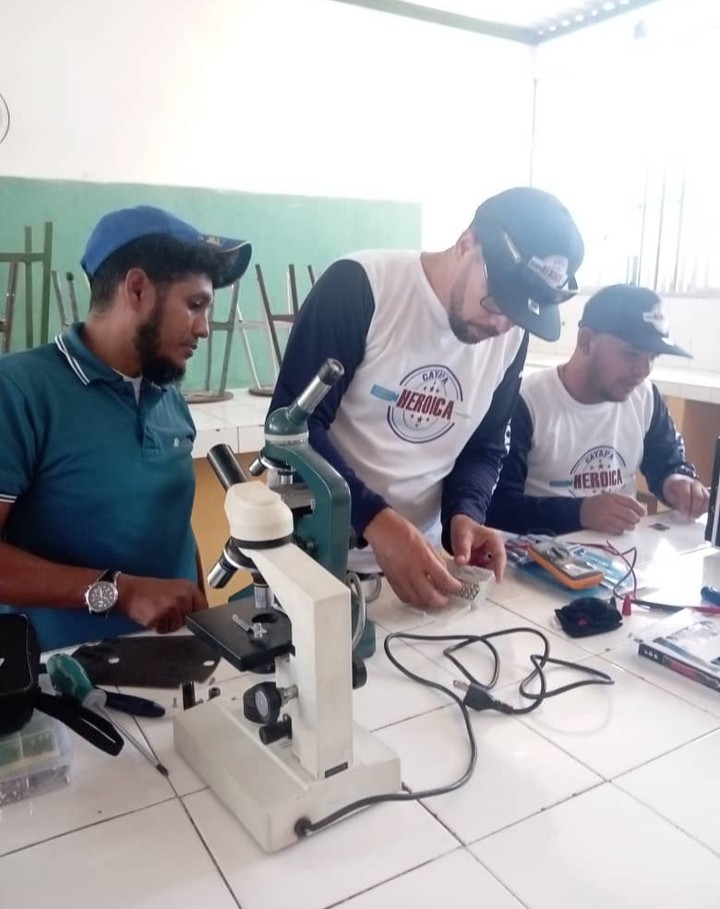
left=0, top=800, right=238, bottom=909
left=6, top=527, right=720, bottom=909
left=189, top=388, right=270, bottom=456
left=472, top=784, right=720, bottom=909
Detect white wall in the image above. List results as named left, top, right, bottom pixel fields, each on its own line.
left=0, top=0, right=535, bottom=247
left=528, top=0, right=720, bottom=375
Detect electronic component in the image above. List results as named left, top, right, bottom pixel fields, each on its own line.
left=528, top=542, right=604, bottom=590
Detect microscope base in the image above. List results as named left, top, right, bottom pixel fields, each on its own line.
left=174, top=697, right=401, bottom=852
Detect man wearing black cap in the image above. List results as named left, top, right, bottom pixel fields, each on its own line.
left=486, top=284, right=708, bottom=536
left=0, top=206, right=252, bottom=650
left=271, top=187, right=584, bottom=608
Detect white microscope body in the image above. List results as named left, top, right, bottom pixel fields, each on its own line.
left=173, top=482, right=401, bottom=852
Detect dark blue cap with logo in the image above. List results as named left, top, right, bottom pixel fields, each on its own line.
left=81, top=205, right=252, bottom=288
left=472, top=187, right=585, bottom=342
left=580, top=284, right=691, bottom=358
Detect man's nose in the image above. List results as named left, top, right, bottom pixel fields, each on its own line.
left=193, top=311, right=210, bottom=339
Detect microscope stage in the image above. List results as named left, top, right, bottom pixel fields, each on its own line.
left=187, top=599, right=292, bottom=673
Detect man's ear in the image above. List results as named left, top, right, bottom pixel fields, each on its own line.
left=123, top=268, right=152, bottom=311
left=455, top=228, right=480, bottom=259
left=577, top=325, right=595, bottom=355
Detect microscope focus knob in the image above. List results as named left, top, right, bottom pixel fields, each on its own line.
left=259, top=717, right=292, bottom=745
left=252, top=682, right=283, bottom=724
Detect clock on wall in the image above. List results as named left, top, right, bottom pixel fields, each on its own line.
left=0, top=93, right=9, bottom=145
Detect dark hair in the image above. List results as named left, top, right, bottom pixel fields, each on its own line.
left=89, top=234, right=220, bottom=310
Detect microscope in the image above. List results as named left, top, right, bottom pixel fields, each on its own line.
left=174, top=361, right=401, bottom=852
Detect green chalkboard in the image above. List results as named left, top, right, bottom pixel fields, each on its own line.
left=0, top=177, right=421, bottom=389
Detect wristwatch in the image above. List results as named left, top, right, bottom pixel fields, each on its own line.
left=84, top=569, right=122, bottom=615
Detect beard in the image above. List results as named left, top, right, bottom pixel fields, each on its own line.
left=448, top=293, right=498, bottom=344
left=447, top=263, right=498, bottom=344
left=133, top=294, right=186, bottom=386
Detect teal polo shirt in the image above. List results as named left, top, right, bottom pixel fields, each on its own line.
left=0, top=324, right=199, bottom=651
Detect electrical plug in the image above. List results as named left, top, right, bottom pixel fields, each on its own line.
left=453, top=680, right=513, bottom=714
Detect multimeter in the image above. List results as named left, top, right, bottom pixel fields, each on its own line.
left=528, top=542, right=605, bottom=590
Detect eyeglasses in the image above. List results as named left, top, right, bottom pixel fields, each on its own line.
left=477, top=255, right=508, bottom=318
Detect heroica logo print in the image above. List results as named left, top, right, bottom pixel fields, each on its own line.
left=642, top=304, right=669, bottom=335
left=527, top=254, right=569, bottom=289
left=566, top=446, right=627, bottom=495
left=386, top=365, right=462, bottom=443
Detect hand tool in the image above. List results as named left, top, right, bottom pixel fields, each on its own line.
left=47, top=654, right=169, bottom=775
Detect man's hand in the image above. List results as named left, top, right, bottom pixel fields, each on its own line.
left=662, top=474, right=710, bottom=520
left=449, top=514, right=507, bottom=582
left=363, top=508, right=461, bottom=608
left=116, top=575, right=208, bottom=634
left=579, top=492, right=645, bottom=535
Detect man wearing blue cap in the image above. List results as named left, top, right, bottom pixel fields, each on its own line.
left=271, top=187, right=584, bottom=609
left=0, top=206, right=252, bottom=650
left=486, top=284, right=709, bottom=535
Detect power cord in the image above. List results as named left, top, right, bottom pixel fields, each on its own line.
left=389, top=627, right=614, bottom=717
left=294, top=624, right=613, bottom=838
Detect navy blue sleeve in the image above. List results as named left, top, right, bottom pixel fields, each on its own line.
left=641, top=383, right=698, bottom=501
left=270, top=259, right=389, bottom=537
left=484, top=396, right=583, bottom=535
left=440, top=333, right=530, bottom=551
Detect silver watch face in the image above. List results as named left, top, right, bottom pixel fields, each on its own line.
left=86, top=580, right=118, bottom=614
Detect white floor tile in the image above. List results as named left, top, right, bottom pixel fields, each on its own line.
left=561, top=514, right=708, bottom=569
left=0, top=800, right=236, bottom=909
left=517, top=657, right=719, bottom=778
left=368, top=577, right=491, bottom=634
left=617, top=730, right=720, bottom=856
left=472, top=784, right=720, bottom=909
left=375, top=705, right=600, bottom=843
left=498, top=591, right=659, bottom=656
left=183, top=789, right=457, bottom=909
left=392, top=600, right=590, bottom=690
left=354, top=635, right=456, bottom=731
left=636, top=547, right=720, bottom=608
left=0, top=714, right=174, bottom=856
left=604, top=640, right=720, bottom=718
left=339, top=849, right=523, bottom=909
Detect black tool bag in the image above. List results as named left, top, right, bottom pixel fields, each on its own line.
left=0, top=613, right=39, bottom=735
left=0, top=613, right=123, bottom=754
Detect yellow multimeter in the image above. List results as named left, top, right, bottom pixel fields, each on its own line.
left=528, top=542, right=605, bottom=590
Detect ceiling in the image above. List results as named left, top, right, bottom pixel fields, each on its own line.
left=329, top=0, right=662, bottom=43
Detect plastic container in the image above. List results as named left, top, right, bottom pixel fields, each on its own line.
left=0, top=712, right=72, bottom=806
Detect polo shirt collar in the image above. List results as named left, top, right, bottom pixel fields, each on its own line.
left=54, top=323, right=166, bottom=395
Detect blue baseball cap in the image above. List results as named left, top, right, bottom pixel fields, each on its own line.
left=81, top=205, right=252, bottom=288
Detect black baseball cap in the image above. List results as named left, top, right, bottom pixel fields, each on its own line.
left=81, top=206, right=252, bottom=289
left=471, top=187, right=584, bottom=342
left=580, top=284, right=690, bottom=358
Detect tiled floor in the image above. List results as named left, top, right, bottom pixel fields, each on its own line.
left=4, top=517, right=720, bottom=909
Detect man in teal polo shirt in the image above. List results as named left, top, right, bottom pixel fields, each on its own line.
left=0, top=206, right=252, bottom=650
